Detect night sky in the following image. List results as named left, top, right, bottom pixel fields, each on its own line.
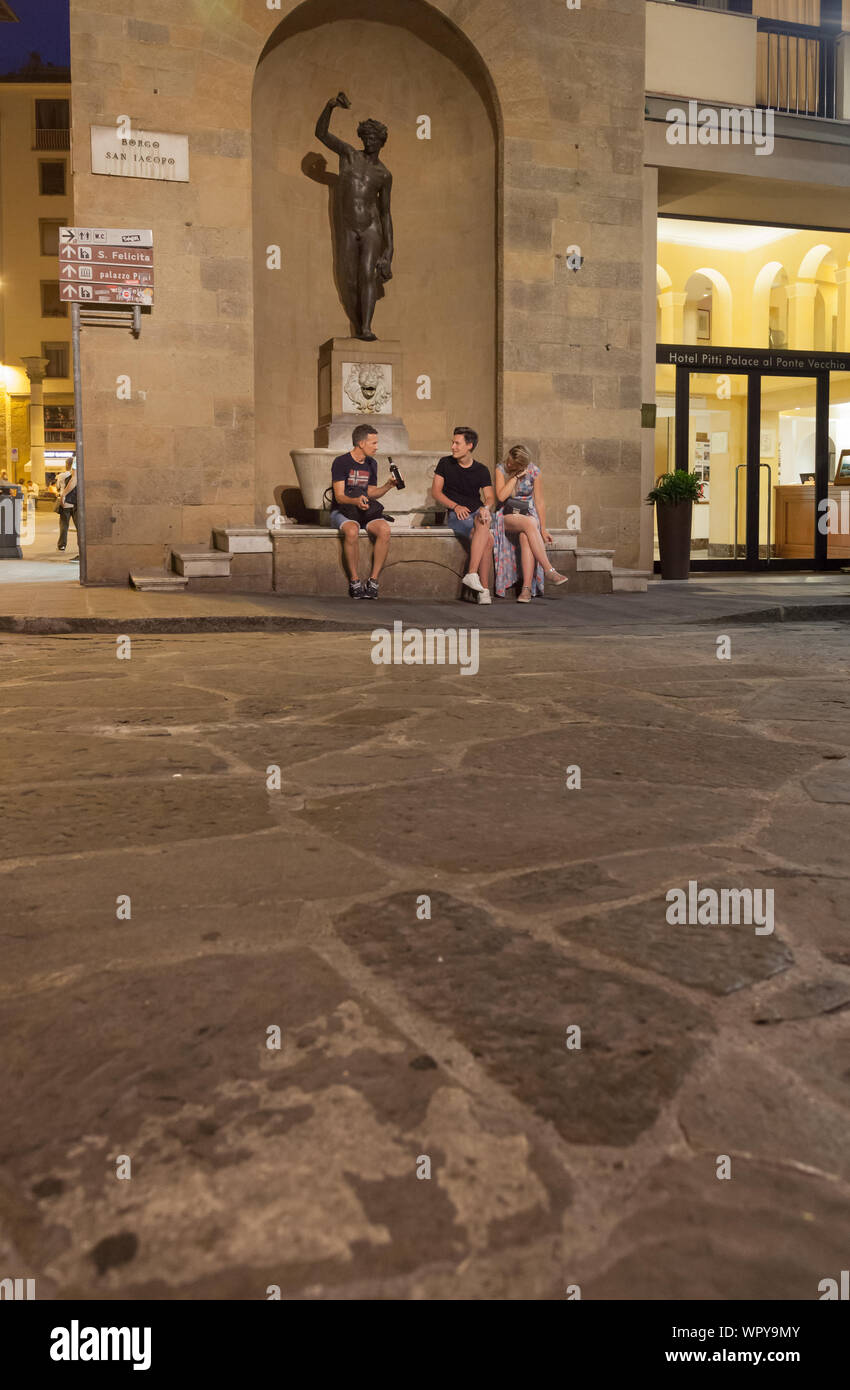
left=1, top=0, right=70, bottom=73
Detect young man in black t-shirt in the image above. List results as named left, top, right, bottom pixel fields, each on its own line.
left=330, top=424, right=398, bottom=598
left=432, top=426, right=495, bottom=602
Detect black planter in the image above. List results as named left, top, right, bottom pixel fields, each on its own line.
left=656, top=500, right=693, bottom=580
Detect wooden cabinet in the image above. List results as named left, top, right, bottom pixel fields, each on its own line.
left=774, top=485, right=850, bottom=559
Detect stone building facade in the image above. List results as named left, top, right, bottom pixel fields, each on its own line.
left=0, top=70, right=75, bottom=484
left=69, top=0, right=646, bottom=585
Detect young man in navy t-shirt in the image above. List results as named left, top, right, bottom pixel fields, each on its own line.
left=330, top=424, right=398, bottom=598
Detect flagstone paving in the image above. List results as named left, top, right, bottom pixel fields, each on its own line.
left=1, top=620, right=849, bottom=1300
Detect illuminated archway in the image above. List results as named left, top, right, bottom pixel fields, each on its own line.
left=752, top=260, right=786, bottom=348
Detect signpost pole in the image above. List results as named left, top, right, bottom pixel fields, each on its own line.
left=71, top=301, right=87, bottom=584
left=59, top=228, right=155, bottom=585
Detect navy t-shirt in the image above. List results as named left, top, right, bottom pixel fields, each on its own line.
left=331, top=452, right=377, bottom=500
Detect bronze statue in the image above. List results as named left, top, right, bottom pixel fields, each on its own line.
left=315, top=92, right=393, bottom=342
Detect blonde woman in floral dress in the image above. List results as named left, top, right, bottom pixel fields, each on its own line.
left=492, top=445, right=569, bottom=601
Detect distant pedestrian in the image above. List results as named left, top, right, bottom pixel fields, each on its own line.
left=57, top=460, right=77, bottom=552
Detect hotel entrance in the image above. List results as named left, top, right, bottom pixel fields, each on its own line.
left=655, top=346, right=850, bottom=570
left=656, top=214, right=850, bottom=572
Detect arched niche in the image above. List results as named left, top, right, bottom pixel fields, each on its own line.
left=252, top=0, right=499, bottom=517
left=681, top=269, right=731, bottom=346
left=687, top=267, right=733, bottom=346
left=752, top=260, right=786, bottom=348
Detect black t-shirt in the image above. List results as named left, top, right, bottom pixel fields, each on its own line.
left=434, top=456, right=491, bottom=511
left=331, top=452, right=377, bottom=499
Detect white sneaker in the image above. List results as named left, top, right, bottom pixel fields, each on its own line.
left=477, top=588, right=492, bottom=604
left=462, top=572, right=485, bottom=593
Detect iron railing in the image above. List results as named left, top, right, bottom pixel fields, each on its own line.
left=34, top=128, right=70, bottom=150
left=757, top=20, right=838, bottom=119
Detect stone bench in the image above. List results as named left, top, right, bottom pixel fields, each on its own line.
left=270, top=524, right=611, bottom=599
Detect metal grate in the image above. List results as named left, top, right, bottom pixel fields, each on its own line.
left=34, top=129, right=70, bottom=150
left=757, top=22, right=837, bottom=120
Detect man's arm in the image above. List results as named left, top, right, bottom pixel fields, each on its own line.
left=432, top=469, right=468, bottom=520
left=367, top=478, right=397, bottom=500
left=315, top=93, right=353, bottom=159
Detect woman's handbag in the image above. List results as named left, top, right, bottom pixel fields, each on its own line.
left=503, top=495, right=532, bottom=516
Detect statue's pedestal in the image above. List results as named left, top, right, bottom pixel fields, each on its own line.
left=314, top=337, right=409, bottom=452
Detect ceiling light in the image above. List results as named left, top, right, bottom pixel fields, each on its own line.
left=658, top=219, right=800, bottom=252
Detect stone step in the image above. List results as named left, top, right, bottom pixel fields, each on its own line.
left=213, top=527, right=273, bottom=555
left=612, top=568, right=650, bottom=593
left=545, top=529, right=578, bottom=551
left=129, top=569, right=189, bottom=592
left=171, top=549, right=231, bottom=578
left=575, top=549, right=615, bottom=573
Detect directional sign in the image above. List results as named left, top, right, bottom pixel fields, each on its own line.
left=59, top=245, right=154, bottom=268
left=60, top=263, right=154, bottom=287
left=60, top=227, right=153, bottom=247
left=61, top=283, right=153, bottom=305
left=57, top=229, right=155, bottom=304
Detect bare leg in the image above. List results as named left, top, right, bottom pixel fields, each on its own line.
left=518, top=531, right=535, bottom=587
left=358, top=224, right=383, bottom=339
left=366, top=517, right=391, bottom=578
left=503, top=514, right=551, bottom=570
left=469, top=513, right=493, bottom=585
left=482, top=531, right=494, bottom=591
left=339, top=228, right=361, bottom=331
left=340, top=521, right=360, bottom=580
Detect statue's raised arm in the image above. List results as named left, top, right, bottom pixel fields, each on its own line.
left=315, top=92, right=354, bottom=158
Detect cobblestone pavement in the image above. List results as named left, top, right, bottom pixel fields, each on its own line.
left=2, top=621, right=850, bottom=1300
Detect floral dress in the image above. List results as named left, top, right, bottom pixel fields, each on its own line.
left=492, top=462, right=545, bottom=597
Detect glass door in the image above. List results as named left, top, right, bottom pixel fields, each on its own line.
left=685, top=372, right=749, bottom=565
left=658, top=358, right=836, bottom=571
left=759, top=375, right=819, bottom=567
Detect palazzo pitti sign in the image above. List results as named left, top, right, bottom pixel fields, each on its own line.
left=90, top=126, right=190, bottom=182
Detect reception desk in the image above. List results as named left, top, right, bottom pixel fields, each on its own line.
left=774, top=485, right=850, bottom=559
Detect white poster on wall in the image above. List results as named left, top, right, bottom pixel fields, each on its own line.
left=91, top=126, right=189, bottom=182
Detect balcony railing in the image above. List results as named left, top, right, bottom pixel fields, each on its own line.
left=646, top=2, right=850, bottom=127
left=34, top=128, right=70, bottom=150
left=758, top=19, right=838, bottom=119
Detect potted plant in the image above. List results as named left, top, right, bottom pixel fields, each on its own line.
left=646, top=470, right=703, bottom=580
